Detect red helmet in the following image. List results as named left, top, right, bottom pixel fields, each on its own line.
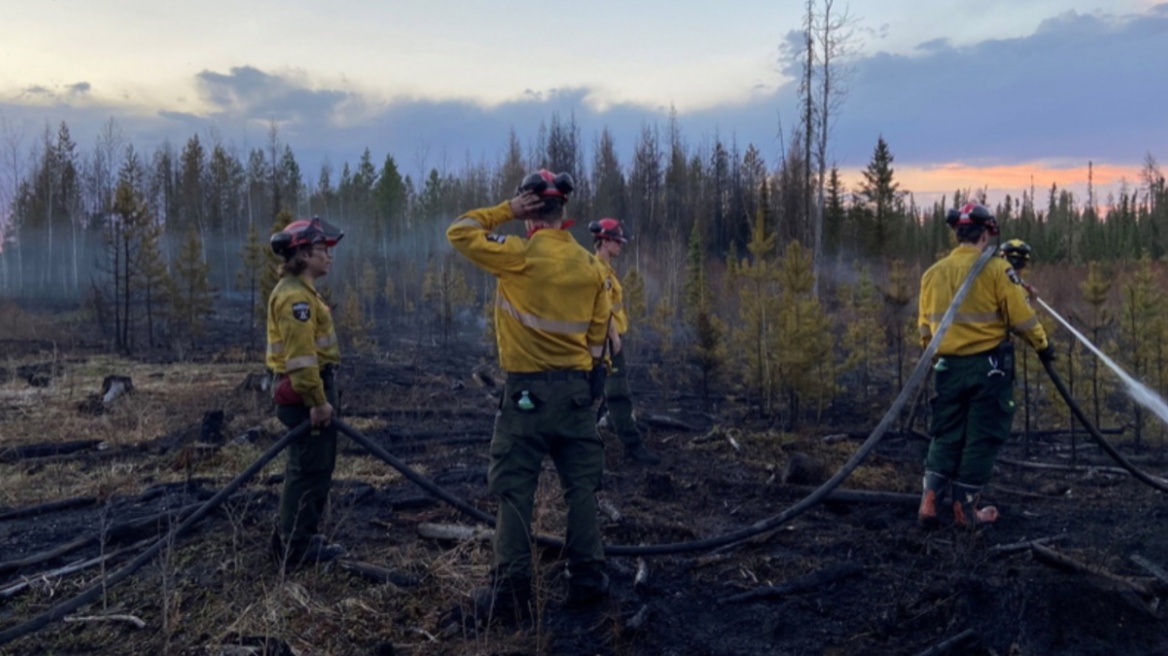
left=945, top=203, right=999, bottom=236
left=270, top=217, right=344, bottom=257
left=588, top=218, right=628, bottom=243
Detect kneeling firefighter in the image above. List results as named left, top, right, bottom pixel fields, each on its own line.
left=266, top=217, right=347, bottom=568
left=917, top=204, right=1054, bottom=529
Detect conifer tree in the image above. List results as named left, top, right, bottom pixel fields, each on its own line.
left=1120, top=253, right=1161, bottom=447
left=683, top=217, right=707, bottom=322
left=731, top=192, right=782, bottom=412
left=622, top=266, right=648, bottom=333
left=841, top=268, right=885, bottom=393
left=138, top=218, right=170, bottom=348
left=237, top=221, right=268, bottom=350
left=259, top=209, right=295, bottom=314
left=421, top=255, right=474, bottom=344
left=1080, top=261, right=1114, bottom=426
left=170, top=226, right=214, bottom=350
left=337, top=282, right=375, bottom=353
left=881, top=259, right=915, bottom=390
left=775, top=240, right=834, bottom=424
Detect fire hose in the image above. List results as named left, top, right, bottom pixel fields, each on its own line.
left=0, top=246, right=998, bottom=646
left=0, top=423, right=308, bottom=647
left=1035, top=298, right=1168, bottom=493
left=340, top=244, right=1001, bottom=555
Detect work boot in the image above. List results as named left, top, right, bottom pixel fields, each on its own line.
left=471, top=576, right=532, bottom=627
left=271, top=532, right=346, bottom=570
left=624, top=442, right=661, bottom=466
left=566, top=566, right=610, bottom=607
left=951, top=482, right=999, bottom=529
left=917, top=471, right=949, bottom=530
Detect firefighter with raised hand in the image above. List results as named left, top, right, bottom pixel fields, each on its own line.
left=266, top=217, right=346, bottom=568
left=447, top=169, right=612, bottom=624
left=917, top=204, right=1053, bottom=530
left=589, top=218, right=660, bottom=465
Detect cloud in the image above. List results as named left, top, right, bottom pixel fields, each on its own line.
left=194, top=66, right=353, bottom=126
left=66, top=82, right=91, bottom=95
left=0, top=4, right=1163, bottom=204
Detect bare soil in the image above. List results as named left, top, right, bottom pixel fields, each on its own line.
left=2, top=316, right=1167, bottom=656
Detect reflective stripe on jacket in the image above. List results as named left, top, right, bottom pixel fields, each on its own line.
left=919, top=244, right=1049, bottom=356
left=447, top=200, right=610, bottom=372
left=265, top=274, right=341, bottom=407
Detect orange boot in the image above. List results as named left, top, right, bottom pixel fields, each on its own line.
left=952, top=482, right=999, bottom=528
left=917, top=471, right=949, bottom=529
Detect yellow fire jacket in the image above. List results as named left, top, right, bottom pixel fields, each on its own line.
left=599, top=258, right=629, bottom=335
left=919, top=244, right=1049, bottom=356
left=447, top=200, right=611, bottom=372
left=265, top=274, right=341, bottom=407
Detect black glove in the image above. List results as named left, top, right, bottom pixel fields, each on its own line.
left=1037, top=345, right=1057, bottom=363
left=589, top=360, right=608, bottom=401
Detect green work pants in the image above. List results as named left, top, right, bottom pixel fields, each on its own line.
left=490, top=374, right=606, bottom=583
left=275, top=373, right=338, bottom=549
left=605, top=346, right=643, bottom=447
left=925, top=344, right=1016, bottom=486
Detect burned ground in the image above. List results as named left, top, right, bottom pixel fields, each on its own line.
left=1, top=317, right=1168, bottom=656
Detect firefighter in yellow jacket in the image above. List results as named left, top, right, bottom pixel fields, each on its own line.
left=918, top=204, right=1054, bottom=529
left=589, top=218, right=660, bottom=465
left=448, top=169, right=612, bottom=623
left=266, top=217, right=346, bottom=568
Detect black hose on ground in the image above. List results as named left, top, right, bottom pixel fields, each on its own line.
left=1041, top=359, right=1168, bottom=493
left=0, top=422, right=308, bottom=648
left=343, top=245, right=1000, bottom=556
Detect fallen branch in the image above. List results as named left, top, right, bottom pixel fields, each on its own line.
left=0, top=496, right=99, bottom=523
left=634, top=558, right=650, bottom=594
left=624, top=605, right=650, bottom=633
left=337, top=560, right=422, bottom=588
left=598, top=498, right=622, bottom=523
left=63, top=614, right=146, bottom=630
left=642, top=414, right=696, bottom=432
left=784, top=486, right=921, bottom=507
left=987, top=535, right=1065, bottom=556
left=723, top=562, right=864, bottom=603
left=0, top=539, right=152, bottom=598
left=417, top=523, right=494, bottom=543
left=997, top=457, right=1141, bottom=478
left=913, top=628, right=976, bottom=656
left=1130, top=554, right=1168, bottom=592
left=0, top=440, right=103, bottom=463
left=1031, top=544, right=1157, bottom=612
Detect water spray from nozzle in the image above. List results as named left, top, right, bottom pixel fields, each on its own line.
left=1036, top=296, right=1168, bottom=429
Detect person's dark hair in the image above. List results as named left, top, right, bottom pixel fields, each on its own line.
left=954, top=224, right=986, bottom=244
left=280, top=246, right=310, bottom=275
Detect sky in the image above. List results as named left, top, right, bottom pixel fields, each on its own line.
left=1, top=0, right=1166, bottom=209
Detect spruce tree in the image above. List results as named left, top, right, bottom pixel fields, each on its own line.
left=170, top=227, right=214, bottom=350
left=237, top=221, right=268, bottom=350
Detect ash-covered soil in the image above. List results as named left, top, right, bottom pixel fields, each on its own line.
left=2, top=328, right=1167, bottom=656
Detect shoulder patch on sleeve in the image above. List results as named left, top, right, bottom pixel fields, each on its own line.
left=291, top=301, right=311, bottom=322
left=1006, top=268, right=1022, bottom=285
left=486, top=233, right=507, bottom=244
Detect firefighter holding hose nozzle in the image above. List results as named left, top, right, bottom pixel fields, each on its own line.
left=917, top=204, right=1055, bottom=529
